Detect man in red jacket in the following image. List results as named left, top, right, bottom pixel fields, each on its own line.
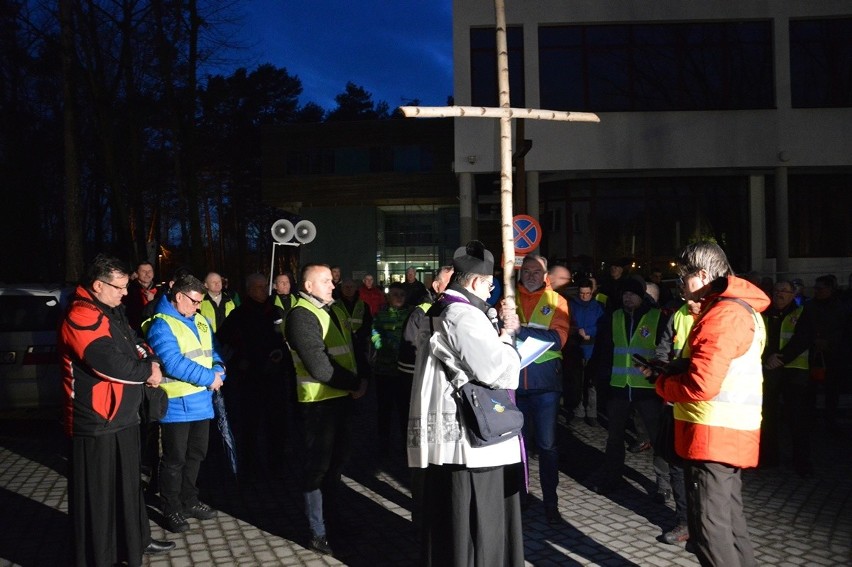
left=655, top=242, right=769, bottom=567
left=61, top=254, right=174, bottom=566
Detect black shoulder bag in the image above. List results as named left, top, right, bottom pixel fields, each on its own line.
left=429, top=313, right=523, bottom=447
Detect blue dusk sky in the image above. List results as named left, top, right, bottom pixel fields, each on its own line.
left=227, top=1, right=454, bottom=111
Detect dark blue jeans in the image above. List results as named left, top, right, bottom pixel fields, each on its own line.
left=517, top=389, right=560, bottom=509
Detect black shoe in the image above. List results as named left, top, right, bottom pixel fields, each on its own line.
left=310, top=535, right=334, bottom=556
left=590, top=477, right=623, bottom=495
left=653, top=489, right=672, bottom=504
left=184, top=502, right=218, bottom=520
left=584, top=416, right=598, bottom=427
left=144, top=539, right=176, bottom=555
left=545, top=507, right=560, bottom=524
left=164, top=511, right=190, bottom=533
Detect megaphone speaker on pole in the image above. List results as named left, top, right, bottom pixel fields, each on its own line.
left=271, top=219, right=295, bottom=243
left=294, top=220, right=317, bottom=244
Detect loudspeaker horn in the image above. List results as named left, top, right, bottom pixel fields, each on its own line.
left=271, top=219, right=295, bottom=243
left=294, top=220, right=317, bottom=244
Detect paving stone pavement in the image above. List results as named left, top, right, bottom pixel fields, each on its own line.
left=1, top=386, right=851, bottom=566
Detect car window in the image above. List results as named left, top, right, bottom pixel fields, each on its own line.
left=0, top=296, right=61, bottom=332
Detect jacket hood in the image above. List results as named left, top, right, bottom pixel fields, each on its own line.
left=707, top=275, right=770, bottom=312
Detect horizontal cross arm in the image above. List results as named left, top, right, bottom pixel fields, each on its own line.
left=399, top=105, right=600, bottom=123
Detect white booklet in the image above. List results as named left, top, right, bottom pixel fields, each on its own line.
left=516, top=337, right=556, bottom=369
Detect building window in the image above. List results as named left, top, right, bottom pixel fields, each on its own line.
left=470, top=26, right=525, bottom=107
left=539, top=21, right=774, bottom=112
left=766, top=174, right=852, bottom=258
left=790, top=18, right=852, bottom=108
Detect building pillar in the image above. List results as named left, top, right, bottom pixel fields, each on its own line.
left=774, top=166, right=789, bottom=277
left=748, top=175, right=766, bottom=274
left=459, top=172, right=475, bottom=242
left=526, top=171, right=539, bottom=222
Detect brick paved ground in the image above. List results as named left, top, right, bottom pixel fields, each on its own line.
left=1, top=386, right=851, bottom=566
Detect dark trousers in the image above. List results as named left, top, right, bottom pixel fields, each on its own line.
left=686, top=461, right=755, bottom=567
left=235, top=375, right=289, bottom=474
left=760, top=367, right=810, bottom=469
left=300, top=396, right=353, bottom=492
left=160, top=419, right=209, bottom=515
left=603, top=386, right=670, bottom=491
left=420, top=463, right=524, bottom=567
left=70, top=425, right=151, bottom=567
left=375, top=372, right=413, bottom=455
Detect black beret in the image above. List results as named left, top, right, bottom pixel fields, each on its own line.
left=452, top=240, right=494, bottom=275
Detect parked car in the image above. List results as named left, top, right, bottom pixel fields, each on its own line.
left=0, top=285, right=70, bottom=409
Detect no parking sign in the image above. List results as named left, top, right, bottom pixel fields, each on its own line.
left=512, top=214, right=542, bottom=255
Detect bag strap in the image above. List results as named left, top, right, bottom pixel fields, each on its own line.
left=428, top=308, right=469, bottom=393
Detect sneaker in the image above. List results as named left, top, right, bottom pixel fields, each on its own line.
left=662, top=523, right=690, bottom=545
left=628, top=439, right=651, bottom=453
left=184, top=502, right=218, bottom=520
left=653, top=489, right=673, bottom=504
left=309, top=535, right=334, bottom=556
left=164, top=511, right=190, bottom=533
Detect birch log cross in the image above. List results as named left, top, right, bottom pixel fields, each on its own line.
left=399, top=0, right=599, bottom=305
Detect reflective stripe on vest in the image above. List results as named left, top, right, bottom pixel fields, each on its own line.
left=672, top=304, right=695, bottom=359
left=518, top=289, right=563, bottom=363
left=674, top=307, right=765, bottom=431
left=291, top=299, right=357, bottom=403
left=763, top=306, right=809, bottom=370
left=149, top=313, right=212, bottom=399
left=199, top=298, right=234, bottom=333
left=331, top=300, right=366, bottom=333
left=611, top=308, right=661, bottom=388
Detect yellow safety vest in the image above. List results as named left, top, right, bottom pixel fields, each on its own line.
left=199, top=296, right=235, bottom=333
left=290, top=298, right=357, bottom=403
left=611, top=308, right=661, bottom=388
left=145, top=313, right=212, bottom=399
left=518, top=289, right=563, bottom=363
left=763, top=306, right=809, bottom=371
left=331, top=300, right=366, bottom=334
left=274, top=294, right=296, bottom=337
left=672, top=304, right=694, bottom=359
left=675, top=305, right=765, bottom=431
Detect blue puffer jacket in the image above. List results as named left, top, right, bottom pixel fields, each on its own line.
left=145, top=294, right=225, bottom=423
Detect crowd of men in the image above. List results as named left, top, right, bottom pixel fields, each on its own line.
left=58, top=246, right=851, bottom=567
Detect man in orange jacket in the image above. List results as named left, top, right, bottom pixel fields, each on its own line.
left=502, top=254, right=569, bottom=524
left=655, top=242, right=769, bottom=567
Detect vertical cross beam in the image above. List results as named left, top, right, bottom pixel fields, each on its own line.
left=400, top=0, right=599, bottom=302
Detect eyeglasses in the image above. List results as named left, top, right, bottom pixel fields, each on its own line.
left=480, top=278, right=495, bottom=292
left=676, top=271, right=699, bottom=287
left=181, top=292, right=203, bottom=306
left=98, top=279, right=128, bottom=291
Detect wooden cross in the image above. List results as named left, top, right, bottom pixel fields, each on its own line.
left=400, top=0, right=599, bottom=303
